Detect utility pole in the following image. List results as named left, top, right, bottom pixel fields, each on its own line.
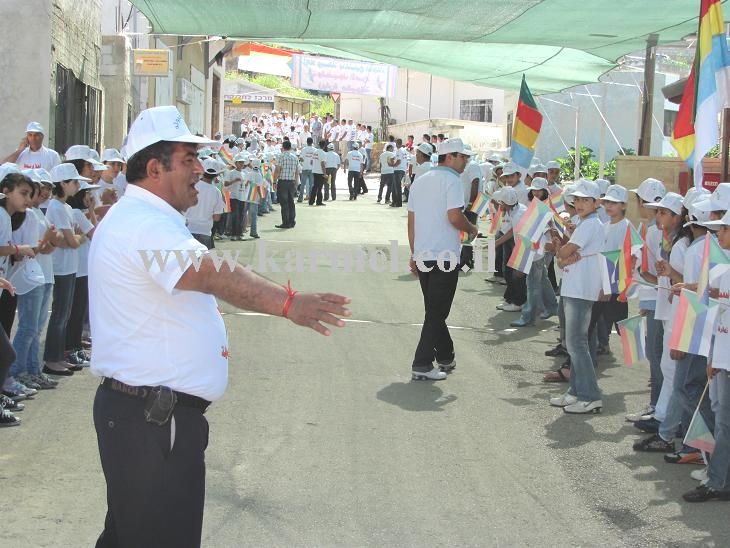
left=638, top=33, right=659, bottom=156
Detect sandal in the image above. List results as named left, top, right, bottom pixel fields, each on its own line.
left=543, top=365, right=570, bottom=383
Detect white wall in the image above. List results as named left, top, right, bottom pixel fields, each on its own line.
left=0, top=0, right=53, bottom=155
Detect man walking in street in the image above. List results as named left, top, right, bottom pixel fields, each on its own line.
left=408, top=138, right=477, bottom=381
left=274, top=140, right=300, bottom=229
left=89, top=106, right=350, bottom=548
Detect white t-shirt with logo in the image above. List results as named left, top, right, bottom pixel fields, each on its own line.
left=46, top=199, right=77, bottom=276
left=301, top=145, right=316, bottom=170
left=379, top=151, right=395, bottom=175
left=312, top=149, right=326, bottom=175
left=33, top=208, right=54, bottom=283
left=407, top=167, right=465, bottom=263
left=346, top=150, right=363, bottom=172
left=9, top=209, right=43, bottom=295
left=16, top=146, right=61, bottom=171
left=184, top=181, right=225, bottom=235
left=325, top=151, right=341, bottom=169
left=560, top=214, right=604, bottom=301
left=712, top=259, right=730, bottom=370
left=364, top=132, right=374, bottom=150
left=223, top=169, right=245, bottom=201
left=461, top=161, right=482, bottom=205
left=394, top=147, right=408, bottom=171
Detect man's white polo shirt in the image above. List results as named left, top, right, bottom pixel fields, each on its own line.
left=89, top=184, right=228, bottom=401
left=407, top=166, right=465, bottom=263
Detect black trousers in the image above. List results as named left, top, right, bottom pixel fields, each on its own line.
left=357, top=174, right=368, bottom=194
left=277, top=179, right=296, bottom=226
left=66, top=275, right=89, bottom=352
left=324, top=168, right=337, bottom=200
left=0, top=328, right=15, bottom=387
left=347, top=170, right=361, bottom=198
left=309, top=173, right=325, bottom=205
left=391, top=170, right=405, bottom=207
left=230, top=199, right=244, bottom=237
left=502, top=238, right=526, bottom=305
left=412, top=261, right=459, bottom=371
left=378, top=173, right=393, bottom=201
left=94, top=386, right=209, bottom=548
left=0, top=288, right=17, bottom=337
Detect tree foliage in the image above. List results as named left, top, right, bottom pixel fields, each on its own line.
left=554, top=146, right=635, bottom=182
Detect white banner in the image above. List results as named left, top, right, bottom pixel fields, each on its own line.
left=291, top=54, right=397, bottom=97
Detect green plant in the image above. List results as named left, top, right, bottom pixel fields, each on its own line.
left=555, top=146, right=634, bottom=182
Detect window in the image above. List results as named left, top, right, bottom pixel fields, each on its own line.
left=459, top=99, right=493, bottom=122
left=663, top=109, right=678, bottom=137
left=54, top=63, right=102, bottom=153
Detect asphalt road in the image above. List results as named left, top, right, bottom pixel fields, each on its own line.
left=2, top=173, right=728, bottom=547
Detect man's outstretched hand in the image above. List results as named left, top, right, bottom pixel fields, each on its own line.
left=286, top=293, right=352, bottom=336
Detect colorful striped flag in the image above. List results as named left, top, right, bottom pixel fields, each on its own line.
left=487, top=209, right=503, bottom=236
left=684, top=394, right=716, bottom=453
left=549, top=212, right=567, bottom=239
left=511, top=75, right=543, bottom=170
left=661, top=229, right=673, bottom=259
left=669, top=288, right=719, bottom=356
left=548, top=192, right=565, bottom=214
left=460, top=230, right=474, bottom=244
left=507, top=234, right=537, bottom=274
left=244, top=181, right=259, bottom=202
left=469, top=192, right=490, bottom=217
left=218, top=146, right=234, bottom=165
left=223, top=189, right=232, bottom=213
left=697, top=234, right=730, bottom=303
left=670, top=0, right=730, bottom=188
left=513, top=198, right=553, bottom=243
left=618, top=225, right=635, bottom=298
left=617, top=315, right=646, bottom=366
left=600, top=249, right=622, bottom=296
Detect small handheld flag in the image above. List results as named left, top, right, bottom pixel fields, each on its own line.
left=617, top=315, right=646, bottom=366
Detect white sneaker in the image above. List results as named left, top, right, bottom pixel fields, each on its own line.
left=549, top=392, right=578, bottom=407
left=691, top=467, right=709, bottom=483
left=502, top=303, right=522, bottom=312
left=496, top=302, right=507, bottom=310
left=411, top=367, right=447, bottom=381
left=625, top=405, right=655, bottom=422
left=564, top=400, right=603, bottom=414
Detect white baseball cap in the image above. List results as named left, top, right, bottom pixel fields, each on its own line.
left=26, top=122, right=44, bottom=134
left=101, top=148, right=125, bottom=163
left=693, top=196, right=727, bottom=214
left=122, top=106, right=216, bottom=161
left=563, top=183, right=577, bottom=205
left=568, top=179, right=601, bottom=199
left=702, top=209, right=730, bottom=228
left=438, top=138, right=477, bottom=155
left=644, top=192, right=684, bottom=215
left=416, top=142, right=433, bottom=156
left=594, top=178, right=610, bottom=195
left=0, top=162, right=21, bottom=182
left=530, top=164, right=548, bottom=176
left=630, top=178, right=666, bottom=203
left=488, top=153, right=502, bottom=163
left=683, top=186, right=711, bottom=209
left=79, top=180, right=100, bottom=191
left=528, top=177, right=549, bottom=191
left=50, top=163, right=91, bottom=183
left=500, top=162, right=520, bottom=177
left=65, top=145, right=93, bottom=162
left=684, top=202, right=714, bottom=227
left=35, top=168, right=53, bottom=185
left=497, top=186, right=518, bottom=205
left=327, top=143, right=334, bottom=150
left=602, top=184, right=628, bottom=203
left=233, top=153, right=248, bottom=163
left=712, top=182, right=730, bottom=210
left=251, top=158, right=262, bottom=169
left=21, top=169, right=41, bottom=184
left=546, top=160, right=560, bottom=170
left=201, top=158, right=224, bottom=175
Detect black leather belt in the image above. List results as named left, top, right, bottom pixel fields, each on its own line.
left=101, top=377, right=210, bottom=413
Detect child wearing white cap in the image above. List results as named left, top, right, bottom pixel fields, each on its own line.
left=625, top=178, right=667, bottom=424
left=550, top=179, right=605, bottom=414
left=493, top=187, right=527, bottom=312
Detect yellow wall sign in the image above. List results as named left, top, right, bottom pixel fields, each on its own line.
left=132, top=49, right=170, bottom=77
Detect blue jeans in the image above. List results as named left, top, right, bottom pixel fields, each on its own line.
left=563, top=297, right=601, bottom=402
left=244, top=202, right=258, bottom=236
left=659, top=352, right=712, bottom=442
left=10, top=284, right=48, bottom=377
left=364, top=149, right=372, bottom=170
left=519, top=257, right=558, bottom=323
left=44, top=274, right=76, bottom=362
left=299, top=170, right=313, bottom=201
left=709, top=371, right=730, bottom=489
left=644, top=308, right=664, bottom=407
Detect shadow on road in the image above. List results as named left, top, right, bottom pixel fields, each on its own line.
left=376, top=381, right=457, bottom=412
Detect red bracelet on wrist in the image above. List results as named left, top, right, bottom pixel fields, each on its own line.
left=14, top=244, right=19, bottom=255
left=282, top=280, right=298, bottom=318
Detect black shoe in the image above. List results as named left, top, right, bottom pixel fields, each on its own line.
left=0, top=409, right=20, bottom=427
left=42, top=365, right=74, bottom=377
left=316, top=203, right=326, bottom=206
left=275, top=224, right=289, bottom=229
left=545, top=344, right=568, bottom=357
left=683, top=484, right=730, bottom=502
left=633, top=433, right=674, bottom=452
left=0, top=393, right=24, bottom=412
left=634, top=417, right=660, bottom=433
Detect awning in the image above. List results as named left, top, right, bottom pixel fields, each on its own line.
left=130, top=0, right=718, bottom=94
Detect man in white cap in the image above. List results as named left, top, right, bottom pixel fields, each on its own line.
left=3, top=122, right=61, bottom=171
left=88, top=106, right=351, bottom=547
left=545, top=160, right=562, bottom=195
left=408, top=138, right=478, bottom=381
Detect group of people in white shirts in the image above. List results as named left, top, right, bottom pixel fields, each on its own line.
left=0, top=122, right=128, bottom=426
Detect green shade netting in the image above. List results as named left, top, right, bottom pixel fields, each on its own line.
left=131, top=0, right=723, bottom=93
